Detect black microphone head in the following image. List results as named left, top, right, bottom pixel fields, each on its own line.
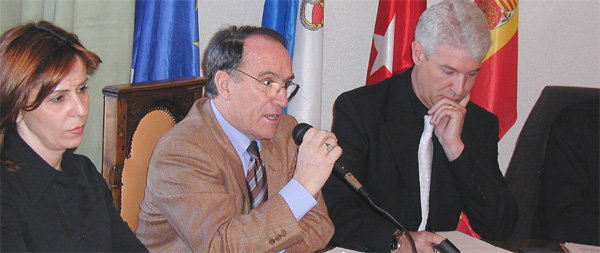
left=292, top=123, right=313, bottom=145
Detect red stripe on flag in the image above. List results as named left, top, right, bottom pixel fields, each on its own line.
left=470, top=33, right=518, bottom=138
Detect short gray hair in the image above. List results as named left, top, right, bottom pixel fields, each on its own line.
left=415, top=0, right=491, bottom=62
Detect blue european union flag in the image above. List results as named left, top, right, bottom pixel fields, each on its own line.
left=131, top=0, right=200, bottom=82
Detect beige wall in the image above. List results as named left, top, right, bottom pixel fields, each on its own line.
left=200, top=0, right=599, bottom=174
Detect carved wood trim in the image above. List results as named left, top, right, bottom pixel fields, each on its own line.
left=102, top=77, right=206, bottom=211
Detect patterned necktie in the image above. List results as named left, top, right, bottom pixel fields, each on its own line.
left=418, top=115, right=434, bottom=231
left=246, top=140, right=268, bottom=209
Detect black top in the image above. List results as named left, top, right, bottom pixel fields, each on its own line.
left=1, top=128, right=148, bottom=252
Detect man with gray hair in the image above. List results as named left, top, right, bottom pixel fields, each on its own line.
left=136, top=26, right=339, bottom=252
left=323, top=0, right=518, bottom=251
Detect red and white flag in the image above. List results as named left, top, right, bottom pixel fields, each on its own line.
left=366, top=0, right=426, bottom=86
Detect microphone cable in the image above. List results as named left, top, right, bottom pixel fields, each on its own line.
left=355, top=184, right=417, bottom=253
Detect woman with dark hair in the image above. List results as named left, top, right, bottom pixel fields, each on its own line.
left=0, top=21, right=147, bottom=252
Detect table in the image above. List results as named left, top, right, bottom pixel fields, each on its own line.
left=489, top=239, right=564, bottom=253
left=324, top=231, right=566, bottom=253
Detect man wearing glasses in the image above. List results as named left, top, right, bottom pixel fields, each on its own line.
left=135, top=26, right=340, bottom=252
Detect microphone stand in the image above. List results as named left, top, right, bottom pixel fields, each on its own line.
left=354, top=184, right=417, bottom=253
left=339, top=167, right=459, bottom=253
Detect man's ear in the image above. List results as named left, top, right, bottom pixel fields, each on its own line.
left=214, top=70, right=232, bottom=100
left=411, top=41, right=425, bottom=65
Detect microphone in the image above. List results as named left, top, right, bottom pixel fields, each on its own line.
left=292, top=123, right=419, bottom=253
left=292, top=123, right=368, bottom=199
left=292, top=123, right=459, bottom=253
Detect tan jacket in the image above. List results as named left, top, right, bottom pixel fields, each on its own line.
left=136, top=98, right=334, bottom=252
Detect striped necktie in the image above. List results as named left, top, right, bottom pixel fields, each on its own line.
left=246, top=140, right=268, bottom=208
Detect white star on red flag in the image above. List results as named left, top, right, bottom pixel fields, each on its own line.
left=366, top=0, right=424, bottom=86
left=369, top=15, right=396, bottom=76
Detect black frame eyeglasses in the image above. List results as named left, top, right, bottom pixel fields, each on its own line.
left=234, top=68, right=300, bottom=101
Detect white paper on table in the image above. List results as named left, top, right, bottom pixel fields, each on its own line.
left=563, top=242, right=600, bottom=253
left=325, top=247, right=361, bottom=253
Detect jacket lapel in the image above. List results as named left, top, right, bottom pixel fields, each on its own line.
left=196, top=98, right=251, bottom=208
left=382, top=78, right=422, bottom=206
left=259, top=115, right=296, bottom=199
left=260, top=140, right=284, bottom=198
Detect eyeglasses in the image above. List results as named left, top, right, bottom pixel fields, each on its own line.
left=234, top=68, right=300, bottom=101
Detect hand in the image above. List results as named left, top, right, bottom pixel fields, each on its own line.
left=395, top=231, right=445, bottom=253
left=293, top=128, right=342, bottom=195
left=427, top=95, right=469, bottom=161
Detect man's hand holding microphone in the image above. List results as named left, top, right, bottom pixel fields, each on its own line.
left=292, top=125, right=342, bottom=196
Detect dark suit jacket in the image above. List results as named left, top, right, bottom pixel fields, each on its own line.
left=323, top=69, right=518, bottom=251
left=135, top=98, right=334, bottom=252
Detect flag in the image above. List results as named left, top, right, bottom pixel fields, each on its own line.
left=471, top=0, right=518, bottom=138
left=131, top=0, right=200, bottom=82
left=262, top=0, right=325, bottom=127
left=366, top=0, right=426, bottom=85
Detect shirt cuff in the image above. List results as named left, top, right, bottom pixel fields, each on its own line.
left=279, top=179, right=317, bottom=221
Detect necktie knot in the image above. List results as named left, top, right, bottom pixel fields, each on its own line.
left=247, top=140, right=260, bottom=159
left=423, top=115, right=434, bottom=136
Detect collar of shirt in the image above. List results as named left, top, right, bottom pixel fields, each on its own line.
left=408, top=87, right=429, bottom=120
left=210, top=99, right=261, bottom=176
left=406, top=78, right=430, bottom=130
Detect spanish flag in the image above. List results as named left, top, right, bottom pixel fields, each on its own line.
left=471, top=0, right=519, bottom=138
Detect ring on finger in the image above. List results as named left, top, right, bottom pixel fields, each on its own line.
left=324, top=143, right=335, bottom=152
left=447, top=105, right=454, bottom=110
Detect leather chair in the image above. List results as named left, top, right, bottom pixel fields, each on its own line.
left=102, top=77, right=206, bottom=231
left=504, top=85, right=600, bottom=240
